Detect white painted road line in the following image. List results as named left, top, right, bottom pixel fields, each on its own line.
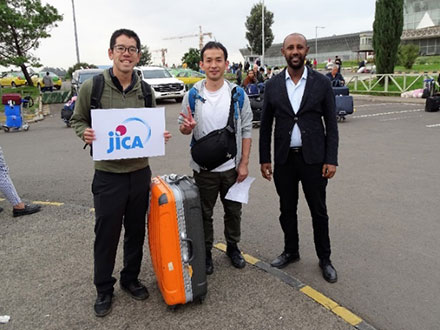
left=426, top=124, right=440, bottom=128
left=352, top=108, right=423, bottom=119
left=379, top=115, right=423, bottom=122
left=354, top=103, right=421, bottom=108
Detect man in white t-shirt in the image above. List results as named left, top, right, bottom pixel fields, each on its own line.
left=179, top=41, right=253, bottom=275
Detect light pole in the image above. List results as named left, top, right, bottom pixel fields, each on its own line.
left=315, top=26, right=325, bottom=64
left=71, top=0, right=80, bottom=64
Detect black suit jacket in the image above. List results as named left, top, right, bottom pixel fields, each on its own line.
left=259, top=67, right=338, bottom=166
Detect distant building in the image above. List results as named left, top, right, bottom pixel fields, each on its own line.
left=240, top=0, right=440, bottom=67
left=240, top=31, right=374, bottom=67
left=401, top=0, right=440, bottom=55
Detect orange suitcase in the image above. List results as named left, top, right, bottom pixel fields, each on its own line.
left=148, top=175, right=207, bottom=306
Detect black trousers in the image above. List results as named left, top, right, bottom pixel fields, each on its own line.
left=273, top=150, right=331, bottom=260
left=92, top=166, right=151, bottom=294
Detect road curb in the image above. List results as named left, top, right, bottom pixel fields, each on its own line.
left=352, top=94, right=426, bottom=104
left=214, top=242, right=378, bottom=330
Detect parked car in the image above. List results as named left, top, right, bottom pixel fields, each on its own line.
left=0, top=71, right=26, bottom=88
left=136, top=66, right=185, bottom=103
left=71, top=68, right=104, bottom=95
left=31, top=72, right=62, bottom=90
left=174, top=69, right=205, bottom=88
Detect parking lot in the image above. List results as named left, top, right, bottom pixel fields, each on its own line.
left=1, top=95, right=439, bottom=330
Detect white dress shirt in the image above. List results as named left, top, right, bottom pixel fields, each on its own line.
left=285, top=68, right=308, bottom=147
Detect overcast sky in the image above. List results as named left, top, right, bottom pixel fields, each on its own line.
left=28, top=0, right=376, bottom=70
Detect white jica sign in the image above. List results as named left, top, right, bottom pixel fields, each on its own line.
left=91, top=107, right=165, bottom=161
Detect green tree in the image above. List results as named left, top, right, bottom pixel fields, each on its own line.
left=0, top=0, right=63, bottom=86
left=245, top=3, right=274, bottom=56
left=182, top=48, right=200, bottom=71
left=372, top=0, right=404, bottom=74
left=66, top=62, right=98, bottom=80
left=138, top=45, right=152, bottom=67
left=397, top=44, right=419, bottom=69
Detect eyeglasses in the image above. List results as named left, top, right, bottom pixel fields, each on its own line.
left=113, top=45, right=138, bottom=54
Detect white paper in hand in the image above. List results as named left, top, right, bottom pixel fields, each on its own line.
left=225, top=177, right=255, bottom=204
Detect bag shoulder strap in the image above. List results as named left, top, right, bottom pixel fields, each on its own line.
left=232, top=86, right=245, bottom=110
left=90, top=74, right=105, bottom=109
left=227, top=87, right=237, bottom=130
left=188, top=87, right=206, bottom=115
left=140, top=80, right=153, bottom=107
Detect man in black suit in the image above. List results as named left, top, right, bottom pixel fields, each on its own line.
left=259, top=33, right=339, bottom=283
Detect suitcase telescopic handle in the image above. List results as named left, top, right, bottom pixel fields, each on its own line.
left=181, top=237, right=194, bottom=262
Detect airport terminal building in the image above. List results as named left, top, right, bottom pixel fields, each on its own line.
left=240, top=0, right=440, bottom=67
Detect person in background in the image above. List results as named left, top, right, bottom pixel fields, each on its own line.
left=334, top=56, right=342, bottom=73
left=42, top=72, right=54, bottom=92
left=236, top=65, right=242, bottom=86
left=243, top=70, right=258, bottom=88
left=265, top=67, right=273, bottom=80
left=326, top=65, right=345, bottom=87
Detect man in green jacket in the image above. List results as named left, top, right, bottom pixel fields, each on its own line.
left=71, top=28, right=171, bottom=317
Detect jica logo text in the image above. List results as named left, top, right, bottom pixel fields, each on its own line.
left=107, top=117, right=151, bottom=154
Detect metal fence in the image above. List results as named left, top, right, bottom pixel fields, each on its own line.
left=346, top=73, right=440, bottom=94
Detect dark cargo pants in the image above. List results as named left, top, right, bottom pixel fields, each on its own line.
left=193, top=168, right=242, bottom=252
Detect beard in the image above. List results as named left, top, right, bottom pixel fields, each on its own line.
left=285, top=55, right=305, bottom=70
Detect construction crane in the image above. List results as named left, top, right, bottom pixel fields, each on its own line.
left=163, top=26, right=213, bottom=51
left=152, top=48, right=167, bottom=66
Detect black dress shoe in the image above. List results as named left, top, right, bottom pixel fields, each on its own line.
left=94, top=293, right=113, bottom=317
left=206, top=257, right=214, bottom=275
left=270, top=252, right=300, bottom=269
left=13, top=204, right=41, bottom=217
left=226, top=244, right=246, bottom=269
left=0, top=206, right=3, bottom=213
left=319, top=260, right=338, bottom=283
left=120, top=280, right=149, bottom=300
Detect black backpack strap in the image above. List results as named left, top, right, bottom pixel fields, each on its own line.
left=90, top=74, right=105, bottom=110
left=226, top=87, right=237, bottom=132
left=140, top=80, right=153, bottom=107
left=84, top=74, right=105, bottom=156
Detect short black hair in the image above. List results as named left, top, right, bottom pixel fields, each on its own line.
left=201, top=41, right=228, bottom=61
left=110, top=29, right=141, bottom=51
left=282, top=33, right=308, bottom=47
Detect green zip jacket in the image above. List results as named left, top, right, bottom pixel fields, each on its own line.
left=70, top=69, right=156, bottom=173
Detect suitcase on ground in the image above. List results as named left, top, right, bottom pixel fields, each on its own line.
left=61, top=108, right=73, bottom=121
left=332, top=86, right=349, bottom=96
left=148, top=174, right=207, bottom=306
left=250, top=96, right=263, bottom=122
left=2, top=93, right=21, bottom=105
left=425, top=95, right=440, bottom=112
left=335, top=95, right=354, bottom=115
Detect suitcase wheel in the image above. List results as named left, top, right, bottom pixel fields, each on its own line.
left=198, top=295, right=206, bottom=304
left=167, top=304, right=178, bottom=312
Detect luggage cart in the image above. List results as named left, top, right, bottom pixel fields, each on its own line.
left=2, top=93, right=30, bottom=132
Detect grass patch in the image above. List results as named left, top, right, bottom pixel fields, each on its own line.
left=394, top=63, right=439, bottom=72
